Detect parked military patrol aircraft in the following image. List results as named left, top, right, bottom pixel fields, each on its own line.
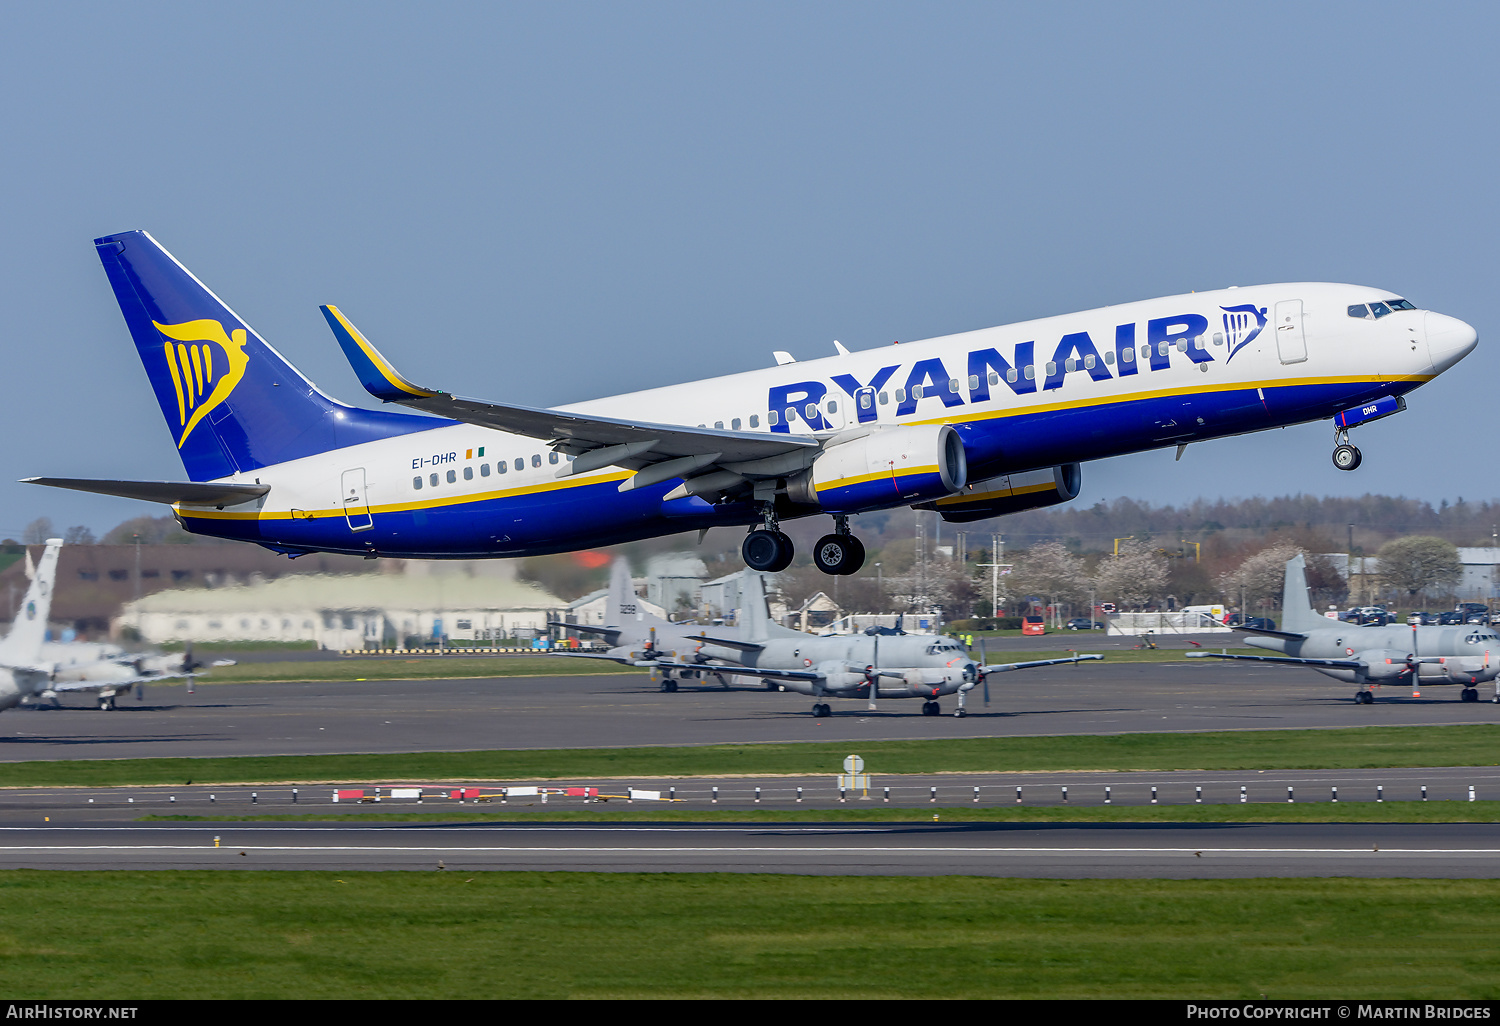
left=26, top=232, right=1477, bottom=577
left=639, top=571, right=1101, bottom=717
left=0, top=539, right=63, bottom=711
left=547, top=557, right=753, bottom=690
left=1188, top=554, right=1500, bottom=703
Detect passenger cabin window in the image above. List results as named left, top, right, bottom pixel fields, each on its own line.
left=463, top=466, right=473, bottom=480
left=514, top=458, right=523, bottom=471
left=549, top=452, right=559, bottom=464
left=498, top=461, right=508, bottom=474
left=768, top=411, right=779, bottom=426
left=480, top=463, right=490, bottom=477
left=731, top=418, right=741, bottom=429
left=429, top=473, right=439, bottom=487
left=446, top=469, right=457, bottom=484
left=750, top=414, right=759, bottom=427
left=413, top=476, right=423, bottom=490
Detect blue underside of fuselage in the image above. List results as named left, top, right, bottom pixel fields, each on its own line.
left=181, top=377, right=1418, bottom=558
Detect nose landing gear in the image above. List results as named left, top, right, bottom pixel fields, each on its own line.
left=1332, top=427, right=1362, bottom=472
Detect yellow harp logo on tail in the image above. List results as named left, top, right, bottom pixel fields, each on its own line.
left=153, top=319, right=251, bottom=449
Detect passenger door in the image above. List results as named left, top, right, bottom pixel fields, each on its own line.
left=341, top=468, right=374, bottom=532
left=1275, top=299, right=1307, bottom=364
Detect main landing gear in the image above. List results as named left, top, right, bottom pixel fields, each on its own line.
left=1354, top=689, right=1375, bottom=704
left=743, top=504, right=795, bottom=573
left=812, top=514, right=865, bottom=576
left=1332, top=426, right=1362, bottom=472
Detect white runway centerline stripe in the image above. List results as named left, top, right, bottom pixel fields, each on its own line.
left=4, top=845, right=1500, bottom=856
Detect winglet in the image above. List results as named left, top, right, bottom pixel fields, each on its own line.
left=320, top=305, right=441, bottom=402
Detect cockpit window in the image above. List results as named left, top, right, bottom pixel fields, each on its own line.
left=1350, top=299, right=1416, bottom=320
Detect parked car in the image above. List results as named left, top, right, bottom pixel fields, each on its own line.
left=1065, top=618, right=1104, bottom=630
left=1241, top=617, right=1276, bottom=631
left=1438, top=611, right=1467, bottom=626
left=1407, top=611, right=1440, bottom=626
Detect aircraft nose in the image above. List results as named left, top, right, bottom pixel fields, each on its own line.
left=1425, top=311, right=1478, bottom=373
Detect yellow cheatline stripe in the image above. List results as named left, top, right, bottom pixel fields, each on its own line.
left=816, top=464, right=941, bottom=493
left=910, top=374, right=1434, bottom=428
left=175, top=469, right=635, bottom=521
left=325, top=305, right=437, bottom=399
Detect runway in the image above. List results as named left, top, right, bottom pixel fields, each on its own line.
left=1, top=659, right=1497, bottom=762
left=2, top=821, right=1498, bottom=877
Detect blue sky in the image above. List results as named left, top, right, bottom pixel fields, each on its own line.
left=0, top=2, right=1494, bottom=538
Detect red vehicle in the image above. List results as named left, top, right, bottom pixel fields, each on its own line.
left=1022, top=615, right=1047, bottom=636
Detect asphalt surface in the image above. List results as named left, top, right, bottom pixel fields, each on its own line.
left=3, top=821, right=1498, bottom=877
left=3, top=647, right=1497, bottom=877
left=2, top=658, right=1496, bottom=762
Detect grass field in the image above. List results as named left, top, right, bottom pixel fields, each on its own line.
left=0, top=872, right=1496, bottom=998
left=141, top=800, right=1500, bottom=824
left=2, top=724, right=1496, bottom=788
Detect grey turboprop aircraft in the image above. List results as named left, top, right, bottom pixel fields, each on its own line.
left=1188, top=553, right=1500, bottom=703
left=549, top=558, right=754, bottom=690
left=639, top=570, right=1101, bottom=718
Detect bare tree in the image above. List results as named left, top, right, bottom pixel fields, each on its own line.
left=64, top=525, right=96, bottom=545
left=22, top=518, right=54, bottom=545
left=1218, top=543, right=1302, bottom=612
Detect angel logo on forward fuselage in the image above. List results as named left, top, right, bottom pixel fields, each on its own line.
left=1221, top=303, right=1268, bottom=363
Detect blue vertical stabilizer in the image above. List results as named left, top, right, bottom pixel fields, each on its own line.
left=94, top=231, right=443, bottom=481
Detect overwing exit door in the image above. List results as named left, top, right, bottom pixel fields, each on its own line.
left=341, top=468, right=373, bottom=532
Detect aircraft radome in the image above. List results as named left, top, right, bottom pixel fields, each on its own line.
left=26, top=232, right=1478, bottom=575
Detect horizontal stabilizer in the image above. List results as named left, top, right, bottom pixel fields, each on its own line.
left=687, top=635, right=765, bottom=653
left=22, top=477, right=269, bottom=507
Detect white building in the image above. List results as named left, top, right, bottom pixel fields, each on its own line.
left=116, top=571, right=567, bottom=650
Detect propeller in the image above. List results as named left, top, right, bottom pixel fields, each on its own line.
left=978, top=637, right=990, bottom=706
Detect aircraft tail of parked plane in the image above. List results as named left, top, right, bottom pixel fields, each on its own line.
left=0, top=539, right=63, bottom=708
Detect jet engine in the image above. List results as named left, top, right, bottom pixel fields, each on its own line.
left=916, top=464, right=1081, bottom=523
left=787, top=424, right=966, bottom=510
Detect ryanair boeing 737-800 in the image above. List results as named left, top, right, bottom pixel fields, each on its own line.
left=25, top=232, right=1477, bottom=575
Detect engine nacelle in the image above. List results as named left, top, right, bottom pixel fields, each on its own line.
left=916, top=464, right=1081, bottom=523
left=788, top=424, right=967, bottom=511
left=1357, top=650, right=1416, bottom=682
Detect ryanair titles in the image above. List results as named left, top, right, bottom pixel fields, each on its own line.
left=767, top=309, right=1265, bottom=432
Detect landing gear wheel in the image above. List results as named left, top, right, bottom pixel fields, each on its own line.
left=921, top=701, right=939, bottom=716
left=1332, top=444, right=1362, bottom=471
left=763, top=678, right=778, bottom=691
left=98, top=696, right=115, bottom=711
left=813, top=534, right=865, bottom=575
left=1355, top=690, right=1373, bottom=704
left=954, top=707, right=967, bottom=718
left=812, top=703, right=831, bottom=718
left=1462, top=687, right=1479, bottom=703
left=743, top=529, right=794, bottom=572
left=661, top=680, right=678, bottom=693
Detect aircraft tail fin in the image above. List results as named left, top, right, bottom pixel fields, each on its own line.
left=738, top=571, right=774, bottom=642
left=0, top=540, right=61, bottom=667
left=605, top=557, right=643, bottom=628
left=93, top=231, right=438, bottom=482
left=1280, top=553, right=1323, bottom=635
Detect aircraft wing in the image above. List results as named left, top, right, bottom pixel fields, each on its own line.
left=546, top=652, right=637, bottom=665
left=546, top=622, right=623, bottom=639
left=651, top=659, right=823, bottom=683
left=1185, top=652, right=1365, bottom=669
left=686, top=635, right=765, bottom=653
left=20, top=478, right=269, bottom=508
left=982, top=654, right=1105, bottom=673
left=323, top=306, right=817, bottom=483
